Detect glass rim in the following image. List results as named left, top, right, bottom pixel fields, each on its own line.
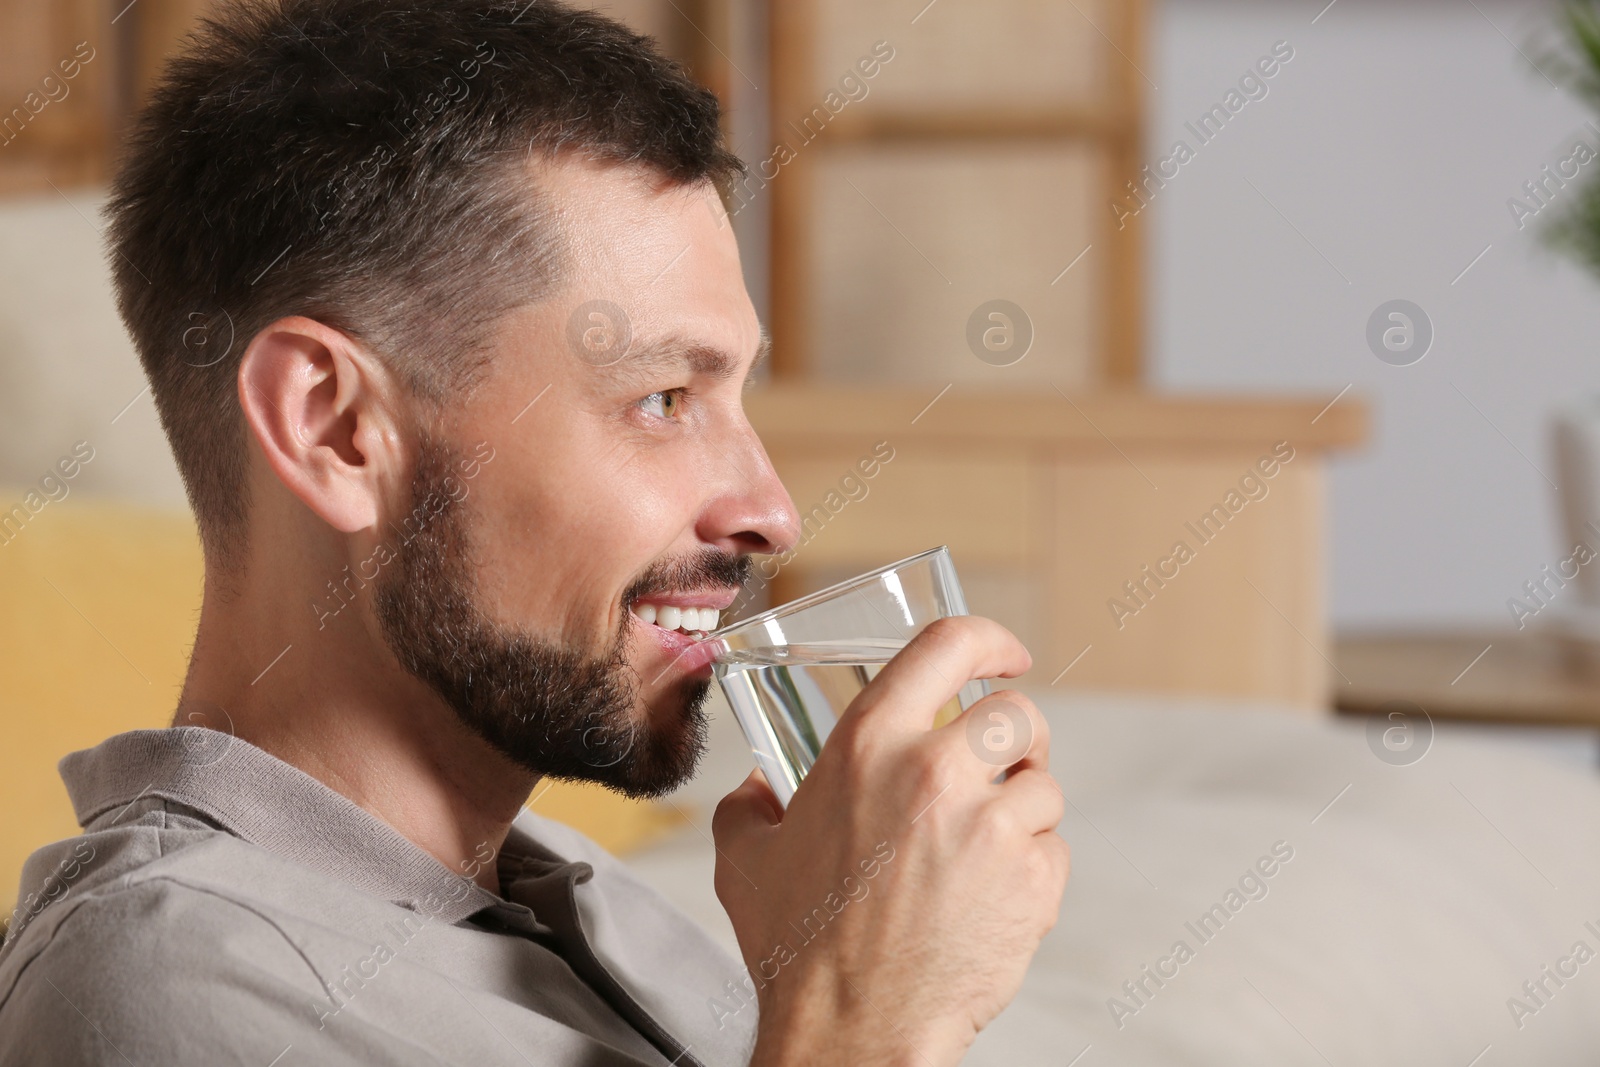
left=712, top=545, right=952, bottom=639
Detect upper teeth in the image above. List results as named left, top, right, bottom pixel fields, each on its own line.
left=632, top=604, right=719, bottom=632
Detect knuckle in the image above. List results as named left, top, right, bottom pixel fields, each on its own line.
left=831, top=718, right=880, bottom=778
left=1050, top=834, right=1072, bottom=887
left=985, top=802, right=1022, bottom=843
left=710, top=794, right=743, bottom=841
left=1002, top=691, right=1047, bottom=740
left=904, top=748, right=960, bottom=813
left=1040, top=775, right=1067, bottom=824
left=972, top=692, right=1042, bottom=765
left=1025, top=837, right=1059, bottom=888
left=918, top=744, right=965, bottom=791
left=996, top=687, right=1038, bottom=715
left=1034, top=867, right=1063, bottom=931
left=918, top=614, right=977, bottom=657
left=712, top=862, right=743, bottom=908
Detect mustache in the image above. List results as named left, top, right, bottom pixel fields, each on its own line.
left=623, top=549, right=751, bottom=607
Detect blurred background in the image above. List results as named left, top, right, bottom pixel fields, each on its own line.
left=11, top=1, right=1600, bottom=1058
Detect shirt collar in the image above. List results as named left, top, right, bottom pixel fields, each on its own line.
left=60, top=726, right=572, bottom=925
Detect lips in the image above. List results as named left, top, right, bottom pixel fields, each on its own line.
left=635, top=617, right=726, bottom=675
left=626, top=588, right=738, bottom=677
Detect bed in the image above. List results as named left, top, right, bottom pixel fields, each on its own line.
left=627, top=689, right=1600, bottom=1065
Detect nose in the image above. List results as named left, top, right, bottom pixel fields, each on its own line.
left=695, top=424, right=800, bottom=557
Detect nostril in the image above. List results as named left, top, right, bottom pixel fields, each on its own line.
left=731, top=529, right=779, bottom=555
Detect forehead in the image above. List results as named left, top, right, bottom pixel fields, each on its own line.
left=535, top=155, right=758, bottom=360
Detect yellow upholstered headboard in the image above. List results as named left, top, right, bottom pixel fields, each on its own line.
left=0, top=494, right=680, bottom=921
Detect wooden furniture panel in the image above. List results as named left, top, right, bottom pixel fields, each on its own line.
left=769, top=0, right=1145, bottom=384
left=770, top=451, right=1046, bottom=568
left=808, top=0, right=1109, bottom=117
left=748, top=385, right=1367, bottom=449
left=1050, top=456, right=1326, bottom=708
left=0, top=0, right=113, bottom=195
left=809, top=144, right=1103, bottom=386
left=1336, top=630, right=1600, bottom=728
left=747, top=385, right=1365, bottom=710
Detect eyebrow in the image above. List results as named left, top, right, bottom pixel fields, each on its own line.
left=749, top=330, right=772, bottom=383
left=616, top=328, right=771, bottom=387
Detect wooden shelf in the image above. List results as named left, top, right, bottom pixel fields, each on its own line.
left=745, top=385, right=1368, bottom=452
left=1336, top=630, right=1600, bottom=729
left=822, top=106, right=1137, bottom=144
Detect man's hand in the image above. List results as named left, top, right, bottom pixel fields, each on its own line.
left=712, top=615, right=1070, bottom=1067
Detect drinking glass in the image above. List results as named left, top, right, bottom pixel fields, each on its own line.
left=710, top=546, right=989, bottom=807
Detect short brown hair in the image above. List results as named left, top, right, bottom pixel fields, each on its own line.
left=108, top=0, right=741, bottom=566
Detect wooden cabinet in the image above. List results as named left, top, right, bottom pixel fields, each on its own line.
left=0, top=0, right=228, bottom=196
left=766, top=0, right=1147, bottom=384
left=746, top=386, right=1367, bottom=710
left=0, top=0, right=114, bottom=195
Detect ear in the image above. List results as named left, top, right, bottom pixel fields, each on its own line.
left=236, top=316, right=403, bottom=535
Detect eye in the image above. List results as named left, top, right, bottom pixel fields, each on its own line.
left=638, top=389, right=684, bottom=420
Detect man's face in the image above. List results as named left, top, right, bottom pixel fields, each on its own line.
left=374, top=158, right=798, bottom=797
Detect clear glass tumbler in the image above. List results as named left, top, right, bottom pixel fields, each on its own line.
left=710, top=546, right=990, bottom=807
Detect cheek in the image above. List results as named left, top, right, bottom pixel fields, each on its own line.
left=444, top=458, right=601, bottom=636
left=463, top=445, right=700, bottom=638
left=607, top=466, right=709, bottom=580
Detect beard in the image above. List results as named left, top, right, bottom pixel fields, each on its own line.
left=373, top=435, right=749, bottom=798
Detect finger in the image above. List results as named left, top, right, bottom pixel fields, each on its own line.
left=843, top=616, right=1031, bottom=738
left=1040, top=829, right=1072, bottom=890
left=712, top=769, right=782, bottom=851
left=938, top=689, right=1050, bottom=774
left=1046, top=827, right=1071, bottom=865
left=993, top=766, right=1067, bottom=836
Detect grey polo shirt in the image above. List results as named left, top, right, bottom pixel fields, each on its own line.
left=0, top=728, right=757, bottom=1065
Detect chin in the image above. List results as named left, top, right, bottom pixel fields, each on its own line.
left=565, top=675, right=710, bottom=799
left=644, top=673, right=712, bottom=729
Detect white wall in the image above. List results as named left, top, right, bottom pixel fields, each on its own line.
left=0, top=189, right=187, bottom=507
left=1150, top=0, right=1600, bottom=629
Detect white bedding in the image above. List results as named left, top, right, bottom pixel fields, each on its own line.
left=627, top=690, right=1600, bottom=1065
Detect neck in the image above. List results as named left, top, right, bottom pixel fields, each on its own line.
left=176, top=569, right=536, bottom=893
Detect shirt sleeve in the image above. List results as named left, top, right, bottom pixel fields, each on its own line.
left=0, top=877, right=427, bottom=1067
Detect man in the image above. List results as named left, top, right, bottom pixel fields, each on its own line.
left=0, top=1, right=1068, bottom=1063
